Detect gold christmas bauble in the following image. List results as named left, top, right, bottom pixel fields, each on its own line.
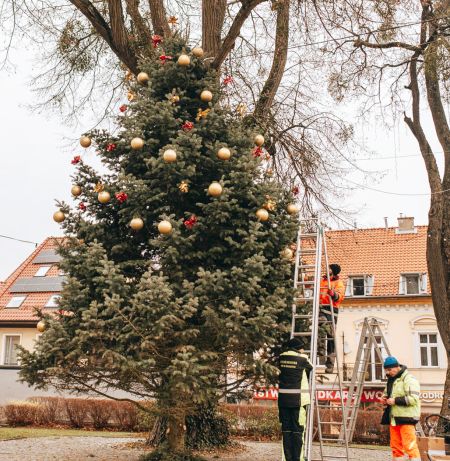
left=177, top=54, right=191, bottom=66
left=37, top=321, right=46, bottom=333
left=137, top=72, right=149, bottom=84
left=53, top=211, right=65, bottom=223
left=130, top=137, right=144, bottom=150
left=256, top=208, right=269, bottom=222
left=281, top=248, right=294, bottom=260
left=170, top=95, right=180, bottom=103
left=200, top=90, right=213, bottom=102
left=287, top=203, right=299, bottom=215
left=80, top=136, right=91, bottom=148
left=130, top=217, right=144, bottom=231
left=254, top=134, right=265, bottom=146
left=217, top=147, right=231, bottom=161
left=98, top=191, right=111, bottom=204
left=163, top=149, right=177, bottom=163
left=208, top=182, right=223, bottom=197
left=158, top=220, right=172, bottom=234
left=71, top=185, right=82, bottom=197
left=192, top=47, right=204, bottom=58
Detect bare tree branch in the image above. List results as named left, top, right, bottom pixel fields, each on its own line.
left=69, top=0, right=138, bottom=73
left=212, top=0, right=266, bottom=69
left=125, top=0, right=152, bottom=44
left=254, top=0, right=290, bottom=119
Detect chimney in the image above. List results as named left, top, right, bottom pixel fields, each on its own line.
left=384, top=217, right=388, bottom=230
left=396, top=215, right=416, bottom=234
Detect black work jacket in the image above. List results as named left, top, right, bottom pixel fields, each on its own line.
left=278, top=349, right=313, bottom=408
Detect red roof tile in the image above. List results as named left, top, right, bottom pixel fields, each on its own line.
left=325, top=225, right=428, bottom=297
left=0, top=237, right=64, bottom=322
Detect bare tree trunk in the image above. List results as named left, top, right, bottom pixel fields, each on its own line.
left=403, top=34, right=450, bottom=416
left=202, top=0, right=227, bottom=57
left=167, top=412, right=186, bottom=453
left=126, top=0, right=153, bottom=44
left=254, top=0, right=290, bottom=120
left=148, top=0, right=171, bottom=37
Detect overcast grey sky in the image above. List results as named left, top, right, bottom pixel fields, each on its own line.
left=0, top=48, right=444, bottom=280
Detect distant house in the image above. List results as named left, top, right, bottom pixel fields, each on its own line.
left=329, top=216, right=445, bottom=412
left=0, top=237, right=65, bottom=402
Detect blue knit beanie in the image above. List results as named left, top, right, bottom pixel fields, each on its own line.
left=383, top=356, right=399, bottom=369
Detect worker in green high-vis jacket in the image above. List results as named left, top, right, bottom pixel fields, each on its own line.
left=278, top=337, right=313, bottom=461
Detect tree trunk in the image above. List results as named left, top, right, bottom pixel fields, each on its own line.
left=166, top=412, right=186, bottom=453
left=202, top=0, right=227, bottom=58
left=148, top=0, right=171, bottom=37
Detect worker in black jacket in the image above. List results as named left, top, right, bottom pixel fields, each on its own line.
left=278, top=337, right=313, bottom=461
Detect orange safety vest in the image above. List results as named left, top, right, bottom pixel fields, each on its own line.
left=319, top=276, right=345, bottom=308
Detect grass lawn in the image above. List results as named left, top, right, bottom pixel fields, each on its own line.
left=0, top=427, right=139, bottom=441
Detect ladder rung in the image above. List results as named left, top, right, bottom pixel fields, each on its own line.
left=319, top=455, right=349, bottom=459
left=300, top=233, right=318, bottom=238
left=293, top=332, right=312, bottom=337
left=296, top=280, right=315, bottom=285
left=294, top=314, right=312, bottom=319
left=299, top=249, right=317, bottom=254
left=319, top=421, right=344, bottom=425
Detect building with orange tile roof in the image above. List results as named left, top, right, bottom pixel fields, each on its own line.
left=329, top=216, right=445, bottom=412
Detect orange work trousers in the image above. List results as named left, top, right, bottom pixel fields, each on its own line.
left=390, top=424, right=420, bottom=459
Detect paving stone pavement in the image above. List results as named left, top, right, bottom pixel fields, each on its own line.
left=0, top=437, right=392, bottom=461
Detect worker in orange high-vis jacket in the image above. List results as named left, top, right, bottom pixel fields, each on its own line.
left=318, top=264, right=345, bottom=373
left=380, top=356, right=421, bottom=461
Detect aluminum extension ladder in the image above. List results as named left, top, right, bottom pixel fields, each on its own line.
left=340, top=317, right=425, bottom=441
left=339, top=318, right=390, bottom=441
left=291, top=218, right=349, bottom=461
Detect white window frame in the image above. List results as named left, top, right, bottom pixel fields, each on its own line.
left=45, top=294, right=61, bottom=308
left=34, top=265, right=51, bottom=277
left=345, top=275, right=375, bottom=297
left=6, top=296, right=27, bottom=308
left=1, top=334, right=22, bottom=365
left=416, top=331, right=440, bottom=368
left=399, top=273, right=428, bottom=295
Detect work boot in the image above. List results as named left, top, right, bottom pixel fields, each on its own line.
left=325, top=353, right=336, bottom=373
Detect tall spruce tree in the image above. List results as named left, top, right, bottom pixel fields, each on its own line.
left=19, top=38, right=298, bottom=458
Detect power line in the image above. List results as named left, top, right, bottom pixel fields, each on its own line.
left=345, top=178, right=450, bottom=196
left=0, top=234, right=38, bottom=246
left=237, top=14, right=450, bottom=56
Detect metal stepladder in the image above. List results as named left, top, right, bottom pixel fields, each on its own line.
left=291, top=218, right=349, bottom=461
left=340, top=317, right=425, bottom=441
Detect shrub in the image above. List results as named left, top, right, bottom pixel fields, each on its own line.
left=110, top=401, right=140, bottom=431
left=4, top=401, right=39, bottom=426
left=64, top=398, right=91, bottom=428
left=221, top=404, right=280, bottom=440
left=28, top=397, right=62, bottom=426
left=88, top=399, right=113, bottom=429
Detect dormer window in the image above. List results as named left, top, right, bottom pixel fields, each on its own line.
left=399, top=273, right=427, bottom=295
left=45, top=295, right=61, bottom=308
left=34, top=266, right=51, bottom=277
left=345, top=275, right=375, bottom=297
left=6, top=296, right=27, bottom=308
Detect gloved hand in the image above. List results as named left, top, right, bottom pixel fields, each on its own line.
left=327, top=289, right=338, bottom=301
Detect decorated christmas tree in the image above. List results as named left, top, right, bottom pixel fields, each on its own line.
left=20, top=38, right=299, bottom=459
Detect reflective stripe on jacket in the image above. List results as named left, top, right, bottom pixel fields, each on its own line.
left=383, top=368, right=421, bottom=425
left=278, top=350, right=313, bottom=408
left=319, top=276, right=345, bottom=308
